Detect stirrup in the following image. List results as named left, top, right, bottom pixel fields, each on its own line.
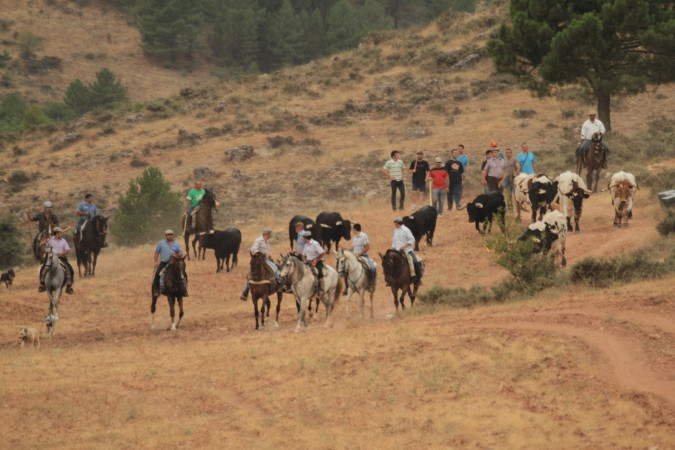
left=66, top=286, right=74, bottom=294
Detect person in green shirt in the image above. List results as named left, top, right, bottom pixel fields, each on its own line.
left=185, top=181, right=205, bottom=230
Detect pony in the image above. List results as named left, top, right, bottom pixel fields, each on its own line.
left=182, top=189, right=217, bottom=260
left=335, top=249, right=376, bottom=320
left=74, top=215, right=108, bottom=277
left=151, top=254, right=188, bottom=331
left=278, top=254, right=342, bottom=333
left=378, top=249, right=422, bottom=311
left=248, top=252, right=284, bottom=330
left=577, top=133, right=604, bottom=193
left=43, top=248, right=66, bottom=337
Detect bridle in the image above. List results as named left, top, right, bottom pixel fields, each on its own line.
left=336, top=251, right=365, bottom=287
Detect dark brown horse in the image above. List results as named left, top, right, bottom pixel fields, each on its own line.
left=182, top=189, right=217, bottom=260
left=74, top=215, right=108, bottom=277
left=151, top=254, right=187, bottom=331
left=378, top=249, right=422, bottom=311
left=249, top=252, right=283, bottom=330
left=577, top=133, right=604, bottom=193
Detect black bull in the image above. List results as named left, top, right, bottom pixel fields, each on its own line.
left=402, top=205, right=437, bottom=251
left=315, top=212, right=351, bottom=251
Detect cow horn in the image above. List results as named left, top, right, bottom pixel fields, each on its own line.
left=335, top=221, right=342, bottom=226
left=197, top=231, right=206, bottom=236
left=320, top=223, right=331, bottom=228
left=407, top=215, right=414, bottom=219
left=475, top=203, right=483, bottom=208
left=209, top=229, right=215, bottom=234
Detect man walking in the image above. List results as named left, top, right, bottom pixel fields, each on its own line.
left=426, top=157, right=449, bottom=217
left=382, top=151, right=405, bottom=211
left=517, top=143, right=537, bottom=175
left=409, top=151, right=430, bottom=211
left=444, top=149, right=465, bottom=211
left=501, top=148, right=520, bottom=210
left=482, top=149, right=505, bottom=193
left=457, top=144, right=469, bottom=180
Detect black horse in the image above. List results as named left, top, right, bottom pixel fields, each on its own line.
left=151, top=254, right=188, bottom=331
left=74, top=215, right=108, bottom=277
left=183, top=189, right=217, bottom=260
left=378, top=249, right=422, bottom=311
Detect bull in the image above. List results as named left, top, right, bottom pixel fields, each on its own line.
left=528, top=175, right=558, bottom=223
left=199, top=228, right=242, bottom=273
left=466, top=192, right=506, bottom=235
left=315, top=212, right=351, bottom=251
left=402, top=205, right=437, bottom=251
left=608, top=171, right=638, bottom=227
left=519, top=210, right=567, bottom=267
left=288, top=215, right=321, bottom=251
left=556, top=171, right=591, bottom=233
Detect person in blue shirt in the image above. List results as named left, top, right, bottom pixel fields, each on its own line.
left=75, top=193, right=98, bottom=241
left=517, top=143, right=537, bottom=175
left=153, top=230, right=185, bottom=293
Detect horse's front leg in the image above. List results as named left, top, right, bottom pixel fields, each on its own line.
left=91, top=251, right=99, bottom=277
left=369, top=291, right=375, bottom=320
left=410, top=283, right=418, bottom=307
left=274, top=291, right=283, bottom=328
left=295, top=296, right=308, bottom=333
left=253, top=297, right=260, bottom=330
left=345, top=286, right=354, bottom=316
left=151, top=294, right=159, bottom=329
left=167, top=296, right=177, bottom=331
left=175, top=297, right=184, bottom=329
left=391, top=286, right=400, bottom=310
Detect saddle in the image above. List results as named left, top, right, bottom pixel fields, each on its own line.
left=156, top=265, right=189, bottom=296
left=357, top=256, right=377, bottom=286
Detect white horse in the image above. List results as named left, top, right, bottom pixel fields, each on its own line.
left=43, top=248, right=66, bottom=337
left=278, top=254, right=342, bottom=333
left=335, top=249, right=376, bottom=320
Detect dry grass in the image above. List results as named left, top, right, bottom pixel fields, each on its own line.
left=1, top=1, right=674, bottom=448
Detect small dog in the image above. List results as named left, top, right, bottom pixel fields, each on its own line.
left=1, top=269, right=15, bottom=289
left=18, top=327, right=41, bottom=349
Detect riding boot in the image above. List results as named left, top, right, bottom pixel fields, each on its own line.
left=38, top=266, right=46, bottom=292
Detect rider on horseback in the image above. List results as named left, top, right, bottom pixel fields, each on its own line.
left=26, top=201, right=59, bottom=257
left=391, top=217, right=423, bottom=285
left=350, top=223, right=376, bottom=278
left=75, top=193, right=105, bottom=245
left=39, top=227, right=74, bottom=294
left=301, top=231, right=327, bottom=297
left=184, top=181, right=204, bottom=230
left=577, top=110, right=609, bottom=169
left=240, top=228, right=280, bottom=301
left=153, top=229, right=186, bottom=295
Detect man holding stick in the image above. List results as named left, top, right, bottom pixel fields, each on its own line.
left=409, top=151, right=430, bottom=211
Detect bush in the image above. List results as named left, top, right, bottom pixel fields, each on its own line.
left=0, top=214, right=23, bottom=269
left=656, top=209, right=675, bottom=236
left=571, top=250, right=669, bottom=288
left=44, top=102, right=76, bottom=122
left=111, top=167, right=183, bottom=246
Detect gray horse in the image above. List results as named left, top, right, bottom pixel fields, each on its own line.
left=278, top=254, right=342, bottom=333
left=335, top=249, right=376, bottom=320
left=43, top=248, right=66, bottom=337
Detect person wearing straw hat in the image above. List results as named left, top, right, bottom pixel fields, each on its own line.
left=153, top=229, right=184, bottom=295
left=26, top=201, right=60, bottom=253
left=577, top=109, right=609, bottom=168
left=39, top=227, right=75, bottom=294
left=240, top=228, right=279, bottom=301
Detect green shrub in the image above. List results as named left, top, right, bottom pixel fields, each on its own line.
left=44, top=102, right=76, bottom=122
left=419, top=284, right=494, bottom=308
left=110, top=167, right=183, bottom=246
left=22, top=105, right=50, bottom=128
left=0, top=214, right=23, bottom=269
left=571, top=250, right=669, bottom=288
left=656, top=210, right=675, bottom=236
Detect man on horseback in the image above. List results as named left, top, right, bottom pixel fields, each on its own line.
left=577, top=110, right=609, bottom=169
left=185, top=181, right=219, bottom=230
left=293, top=221, right=308, bottom=256
left=301, top=231, right=327, bottom=297
left=240, top=228, right=280, bottom=301
left=39, top=227, right=74, bottom=294
left=26, top=201, right=59, bottom=257
left=75, top=193, right=104, bottom=245
left=350, top=223, right=376, bottom=277
left=391, top=217, right=423, bottom=285
left=153, top=230, right=186, bottom=295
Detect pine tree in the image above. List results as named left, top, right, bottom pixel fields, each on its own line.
left=89, top=68, right=128, bottom=110
left=269, top=0, right=305, bottom=67
left=325, top=0, right=363, bottom=53
left=63, top=79, right=92, bottom=115
left=137, top=0, right=204, bottom=61
left=210, top=2, right=260, bottom=71
left=0, top=214, right=23, bottom=269
left=487, top=0, right=675, bottom=130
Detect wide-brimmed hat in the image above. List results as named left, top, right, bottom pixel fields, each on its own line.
left=435, top=156, right=442, bottom=162
left=165, top=229, right=174, bottom=235
left=53, top=226, right=64, bottom=233
left=43, top=201, right=53, bottom=208
left=588, top=109, right=597, bottom=116
left=393, top=217, right=403, bottom=224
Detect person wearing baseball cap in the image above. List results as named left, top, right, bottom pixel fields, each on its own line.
left=153, top=229, right=185, bottom=295
left=302, top=230, right=327, bottom=296
left=39, top=225, right=75, bottom=294
left=578, top=109, right=609, bottom=168
left=390, top=216, right=423, bottom=284
left=426, top=156, right=449, bottom=216
left=26, top=201, right=60, bottom=259
left=241, top=228, right=280, bottom=301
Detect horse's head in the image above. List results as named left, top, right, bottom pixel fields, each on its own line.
left=43, top=247, right=58, bottom=268
left=250, top=252, right=267, bottom=279
left=201, top=189, right=217, bottom=208
left=379, top=249, right=404, bottom=281
left=592, top=132, right=603, bottom=143
left=278, top=254, right=296, bottom=279
left=335, top=249, right=346, bottom=276
left=93, top=215, right=108, bottom=237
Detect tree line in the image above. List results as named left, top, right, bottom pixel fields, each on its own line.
left=126, top=0, right=476, bottom=72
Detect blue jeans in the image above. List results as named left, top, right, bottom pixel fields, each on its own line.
left=503, top=176, right=514, bottom=210
left=390, top=180, right=405, bottom=211
left=578, top=139, right=609, bottom=157
left=432, top=188, right=445, bottom=214
left=447, top=184, right=462, bottom=210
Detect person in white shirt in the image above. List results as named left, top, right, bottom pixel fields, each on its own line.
left=302, top=231, right=326, bottom=295
left=391, top=217, right=422, bottom=282
left=577, top=109, right=609, bottom=168
left=382, top=150, right=406, bottom=211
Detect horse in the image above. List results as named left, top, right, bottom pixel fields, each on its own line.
left=577, top=133, right=604, bottom=193
left=151, top=254, right=187, bottom=331
left=43, top=248, right=66, bottom=338
left=378, top=249, right=422, bottom=311
left=335, top=249, right=376, bottom=320
left=74, top=215, right=108, bottom=277
left=32, top=227, right=52, bottom=264
left=248, top=252, right=284, bottom=330
left=182, top=189, right=217, bottom=260
left=278, top=254, right=342, bottom=333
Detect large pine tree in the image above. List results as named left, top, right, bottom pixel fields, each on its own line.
left=487, top=0, right=675, bottom=130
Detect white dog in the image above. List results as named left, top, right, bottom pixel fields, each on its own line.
left=18, top=327, right=41, bottom=349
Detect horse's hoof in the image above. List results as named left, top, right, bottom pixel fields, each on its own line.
left=623, top=223, right=629, bottom=227
left=274, top=322, right=279, bottom=328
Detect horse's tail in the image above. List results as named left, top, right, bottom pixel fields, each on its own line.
left=333, top=276, right=343, bottom=308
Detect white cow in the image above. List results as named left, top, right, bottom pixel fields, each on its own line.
left=608, top=171, right=638, bottom=227
left=520, top=210, right=568, bottom=267
left=513, top=173, right=537, bottom=222
left=556, top=171, right=592, bottom=233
